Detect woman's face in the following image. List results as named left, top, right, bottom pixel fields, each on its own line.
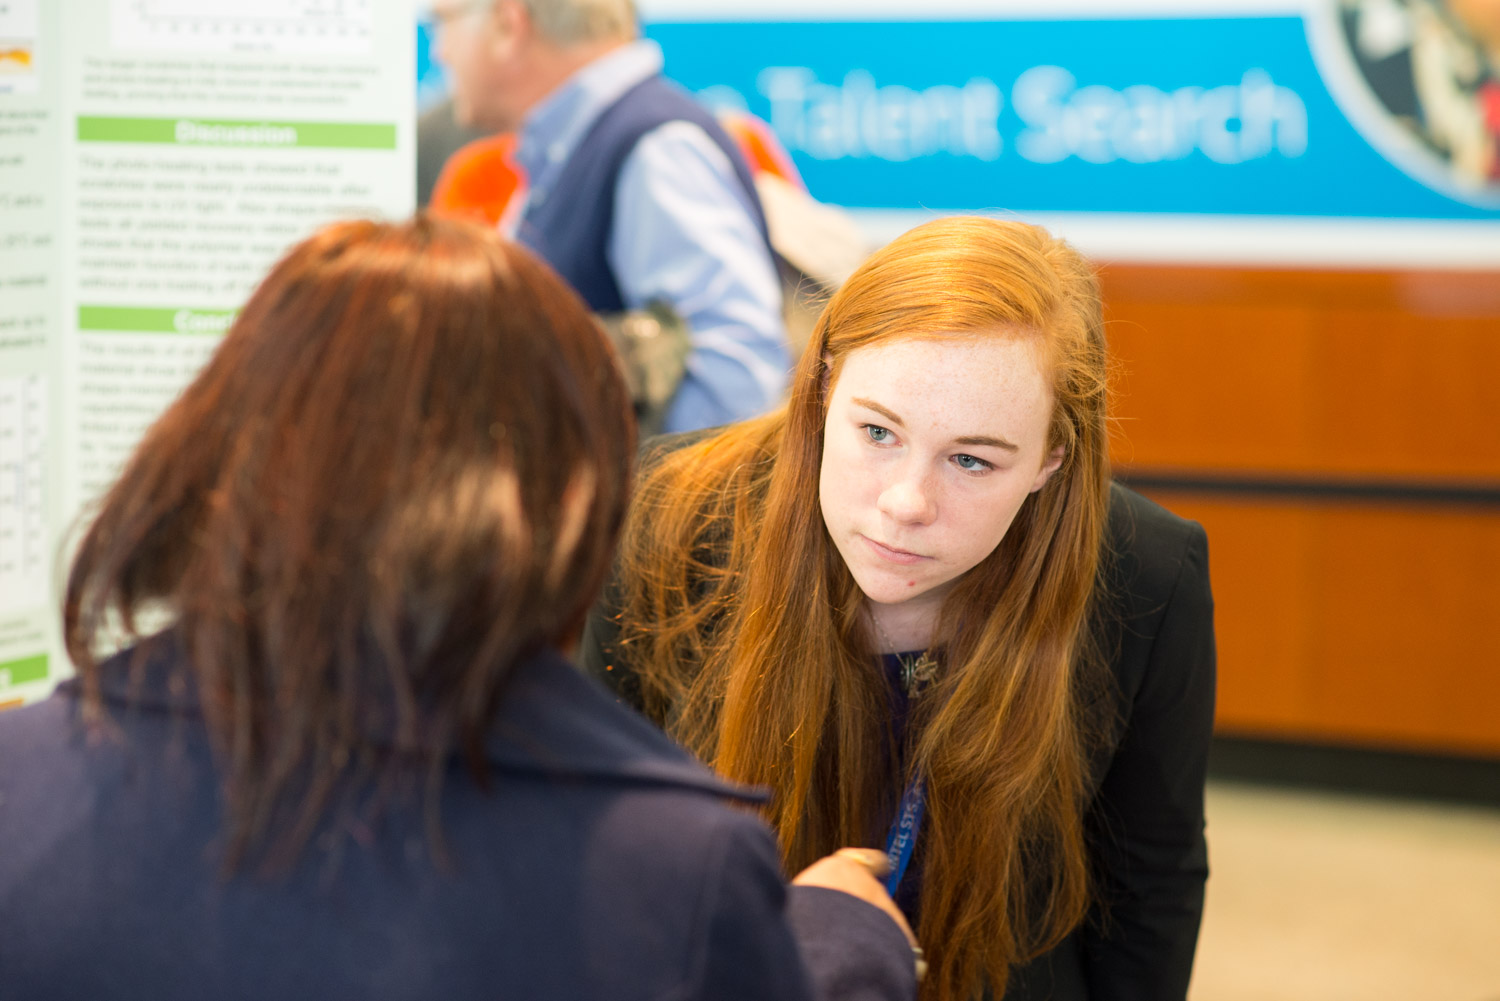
left=818, top=334, right=1063, bottom=626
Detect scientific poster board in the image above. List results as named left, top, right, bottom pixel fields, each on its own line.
left=0, top=0, right=414, bottom=707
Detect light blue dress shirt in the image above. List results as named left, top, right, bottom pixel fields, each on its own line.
left=504, top=41, right=790, bottom=432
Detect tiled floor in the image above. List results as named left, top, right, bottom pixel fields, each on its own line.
left=1189, top=781, right=1500, bottom=1001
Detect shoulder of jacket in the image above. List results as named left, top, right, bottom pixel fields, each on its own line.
left=1103, top=482, right=1209, bottom=613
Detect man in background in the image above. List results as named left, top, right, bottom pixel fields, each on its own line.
left=432, top=0, right=790, bottom=432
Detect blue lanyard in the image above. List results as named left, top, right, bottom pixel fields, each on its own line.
left=882, top=773, right=926, bottom=895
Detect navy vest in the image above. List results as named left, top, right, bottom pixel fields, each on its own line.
left=516, top=74, right=772, bottom=313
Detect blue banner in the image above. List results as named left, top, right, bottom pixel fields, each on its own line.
left=647, top=15, right=1500, bottom=221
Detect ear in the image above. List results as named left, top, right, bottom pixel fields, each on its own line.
left=488, top=0, right=530, bottom=53
left=1030, top=445, right=1065, bottom=493
left=819, top=351, right=835, bottom=401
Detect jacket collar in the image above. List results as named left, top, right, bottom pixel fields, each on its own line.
left=78, top=634, right=764, bottom=805
left=486, top=646, right=764, bottom=802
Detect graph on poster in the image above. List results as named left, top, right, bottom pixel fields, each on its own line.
left=0, top=375, right=46, bottom=617
left=0, top=0, right=39, bottom=94
left=112, top=0, right=372, bottom=54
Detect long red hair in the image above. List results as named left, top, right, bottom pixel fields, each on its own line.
left=615, top=217, right=1111, bottom=1000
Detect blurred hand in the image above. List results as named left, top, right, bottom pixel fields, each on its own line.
left=792, top=848, right=917, bottom=948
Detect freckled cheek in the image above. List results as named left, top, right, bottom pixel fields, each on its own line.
left=970, top=514, right=1019, bottom=564
left=826, top=450, right=879, bottom=517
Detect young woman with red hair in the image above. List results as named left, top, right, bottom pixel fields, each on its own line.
left=583, top=216, right=1217, bottom=1001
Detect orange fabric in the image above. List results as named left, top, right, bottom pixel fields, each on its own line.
left=427, top=112, right=799, bottom=224
left=719, top=112, right=805, bottom=190
left=429, top=133, right=524, bottom=226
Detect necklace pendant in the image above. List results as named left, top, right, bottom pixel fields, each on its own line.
left=900, top=652, right=939, bottom=697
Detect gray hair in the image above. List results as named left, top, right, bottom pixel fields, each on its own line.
left=522, top=0, right=637, bottom=44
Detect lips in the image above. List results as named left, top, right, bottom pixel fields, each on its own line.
left=861, top=535, right=929, bottom=565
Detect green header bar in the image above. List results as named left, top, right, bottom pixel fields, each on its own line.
left=0, top=654, right=48, bottom=688
left=79, top=306, right=237, bottom=335
left=77, top=116, right=397, bottom=150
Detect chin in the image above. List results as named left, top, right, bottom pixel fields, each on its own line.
left=852, top=573, right=933, bottom=608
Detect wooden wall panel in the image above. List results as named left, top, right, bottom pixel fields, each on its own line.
left=1101, top=268, right=1500, bottom=481
left=1140, top=491, right=1500, bottom=757
left=1098, top=265, right=1500, bottom=758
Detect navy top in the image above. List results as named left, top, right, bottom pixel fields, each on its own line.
left=878, top=652, right=926, bottom=916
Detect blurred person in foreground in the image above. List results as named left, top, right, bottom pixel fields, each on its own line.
left=582, top=217, right=1217, bottom=1001
left=0, top=216, right=918, bottom=1001
left=431, top=0, right=789, bottom=432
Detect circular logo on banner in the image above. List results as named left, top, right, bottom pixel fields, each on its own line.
left=1309, top=0, right=1500, bottom=206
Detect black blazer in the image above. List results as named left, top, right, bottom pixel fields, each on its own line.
left=0, top=637, right=916, bottom=1001
left=580, top=477, right=1216, bottom=1001
left=1005, top=484, right=1216, bottom=1001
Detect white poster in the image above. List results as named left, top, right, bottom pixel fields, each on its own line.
left=0, top=0, right=59, bottom=707
left=0, top=0, right=414, bottom=706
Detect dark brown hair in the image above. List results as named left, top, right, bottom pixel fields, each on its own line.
left=64, top=214, right=635, bottom=869
left=616, top=217, right=1110, bottom=1001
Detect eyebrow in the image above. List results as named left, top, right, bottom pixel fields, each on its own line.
left=850, top=396, right=1019, bottom=452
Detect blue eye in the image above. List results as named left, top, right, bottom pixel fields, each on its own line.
left=953, top=454, right=991, bottom=472
left=863, top=424, right=892, bottom=444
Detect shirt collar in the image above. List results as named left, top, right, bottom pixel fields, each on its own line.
left=514, top=39, right=664, bottom=193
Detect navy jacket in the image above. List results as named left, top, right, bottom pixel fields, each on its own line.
left=0, top=639, right=915, bottom=1001
left=581, top=451, right=1216, bottom=1001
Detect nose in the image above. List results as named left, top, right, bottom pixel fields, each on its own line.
left=877, top=464, right=938, bottom=526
